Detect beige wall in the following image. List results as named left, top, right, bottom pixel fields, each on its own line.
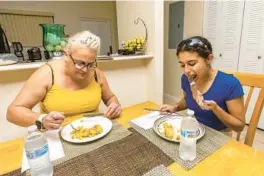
left=0, top=1, right=119, bottom=52
left=183, top=1, right=204, bottom=39
left=116, top=1, right=164, bottom=104
left=116, top=1, right=155, bottom=105
left=116, top=1, right=154, bottom=54
left=0, top=69, right=38, bottom=141
left=164, top=1, right=204, bottom=103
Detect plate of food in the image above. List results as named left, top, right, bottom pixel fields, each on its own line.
left=153, top=115, right=205, bottom=143
left=0, top=54, right=18, bottom=66
left=0, top=59, right=18, bottom=66
left=60, top=116, right=112, bottom=143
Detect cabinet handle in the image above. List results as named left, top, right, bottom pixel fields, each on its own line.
left=219, top=53, right=222, bottom=57
left=258, top=56, right=262, bottom=59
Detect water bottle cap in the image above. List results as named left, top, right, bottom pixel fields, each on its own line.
left=187, top=109, right=195, bottom=116
left=28, top=125, right=38, bottom=133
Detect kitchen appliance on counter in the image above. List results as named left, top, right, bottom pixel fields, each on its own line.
left=27, top=47, right=42, bottom=62
left=12, top=42, right=24, bottom=61
left=0, top=24, right=10, bottom=54
left=0, top=25, right=19, bottom=66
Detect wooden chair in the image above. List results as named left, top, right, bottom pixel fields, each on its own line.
left=231, top=72, right=264, bottom=147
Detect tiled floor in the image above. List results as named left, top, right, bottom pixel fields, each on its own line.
left=163, top=97, right=264, bottom=151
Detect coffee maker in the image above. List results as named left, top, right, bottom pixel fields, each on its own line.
left=0, top=24, right=10, bottom=53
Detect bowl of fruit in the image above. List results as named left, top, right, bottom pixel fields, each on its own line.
left=123, top=36, right=146, bottom=55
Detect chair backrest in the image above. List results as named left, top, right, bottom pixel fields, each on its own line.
left=231, top=72, right=264, bottom=147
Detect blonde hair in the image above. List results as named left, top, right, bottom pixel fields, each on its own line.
left=64, top=30, right=100, bottom=54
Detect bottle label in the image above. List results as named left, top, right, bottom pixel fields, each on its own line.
left=181, top=130, right=199, bottom=138
left=26, top=144, right=48, bottom=160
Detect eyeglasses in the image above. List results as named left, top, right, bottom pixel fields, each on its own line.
left=69, top=55, right=97, bottom=70
left=177, top=38, right=210, bottom=53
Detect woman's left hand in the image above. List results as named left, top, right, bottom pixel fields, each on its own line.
left=105, top=101, right=122, bottom=118
left=203, top=100, right=218, bottom=111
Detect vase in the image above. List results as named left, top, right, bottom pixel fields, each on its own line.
left=39, top=24, right=66, bottom=58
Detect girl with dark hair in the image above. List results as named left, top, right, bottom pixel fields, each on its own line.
left=161, top=36, right=245, bottom=133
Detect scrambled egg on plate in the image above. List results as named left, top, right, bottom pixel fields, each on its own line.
left=159, top=122, right=181, bottom=141
left=70, top=125, right=103, bottom=140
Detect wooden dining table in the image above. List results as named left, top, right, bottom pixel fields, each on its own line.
left=1, top=101, right=264, bottom=176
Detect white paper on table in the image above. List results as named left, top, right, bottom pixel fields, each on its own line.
left=130, top=111, right=165, bottom=130
left=21, top=129, right=65, bottom=173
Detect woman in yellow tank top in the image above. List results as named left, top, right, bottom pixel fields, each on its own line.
left=7, top=31, right=121, bottom=130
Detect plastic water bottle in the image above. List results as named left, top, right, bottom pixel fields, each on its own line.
left=179, top=109, right=199, bottom=161
left=24, top=125, right=53, bottom=176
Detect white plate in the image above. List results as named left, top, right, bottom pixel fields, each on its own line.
left=153, top=115, right=205, bottom=143
left=0, top=60, right=18, bottom=66
left=60, top=116, right=112, bottom=143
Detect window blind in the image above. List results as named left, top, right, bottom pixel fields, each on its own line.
left=0, top=9, right=54, bottom=46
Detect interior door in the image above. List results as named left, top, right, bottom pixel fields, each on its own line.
left=168, top=1, right=184, bottom=49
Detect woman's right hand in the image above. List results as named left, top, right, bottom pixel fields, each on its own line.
left=42, top=111, right=65, bottom=130
left=190, top=84, right=209, bottom=110
left=160, top=104, right=177, bottom=113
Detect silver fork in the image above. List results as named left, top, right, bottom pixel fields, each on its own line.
left=70, top=123, right=77, bottom=130
left=188, top=76, right=195, bottom=86
left=188, top=76, right=209, bottom=110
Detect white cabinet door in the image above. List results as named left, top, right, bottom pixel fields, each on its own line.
left=203, top=1, right=244, bottom=72
left=238, top=1, right=264, bottom=129
left=238, top=1, right=264, bottom=74
left=203, top=1, right=222, bottom=61
left=218, top=1, right=244, bottom=71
